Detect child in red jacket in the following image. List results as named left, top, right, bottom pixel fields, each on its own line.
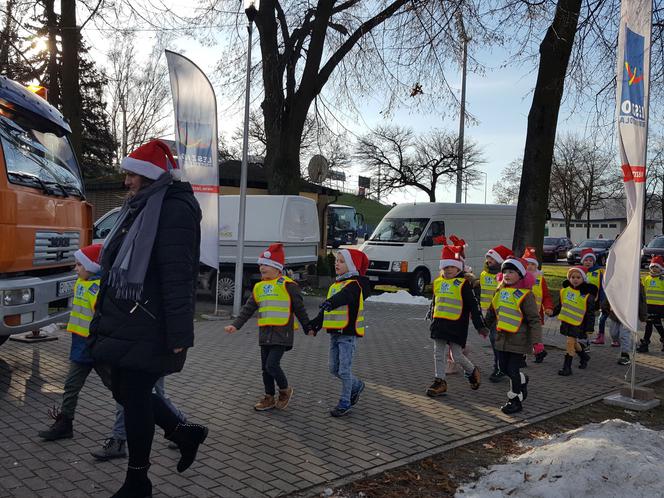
left=523, top=247, right=554, bottom=363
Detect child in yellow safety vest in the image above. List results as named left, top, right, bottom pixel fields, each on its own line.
left=579, top=248, right=609, bottom=346
left=484, top=257, right=542, bottom=415
left=225, top=243, right=313, bottom=411
left=309, top=248, right=371, bottom=417
left=522, top=247, right=554, bottom=363
left=551, top=266, right=598, bottom=376
left=426, top=243, right=489, bottom=397
left=37, top=244, right=103, bottom=441
left=473, top=245, right=514, bottom=382
left=637, top=255, right=664, bottom=353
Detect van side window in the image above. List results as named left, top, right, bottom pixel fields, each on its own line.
left=425, top=221, right=446, bottom=245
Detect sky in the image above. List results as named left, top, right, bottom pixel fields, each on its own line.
left=80, top=4, right=620, bottom=206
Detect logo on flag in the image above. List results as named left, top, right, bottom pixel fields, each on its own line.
left=620, top=27, right=646, bottom=126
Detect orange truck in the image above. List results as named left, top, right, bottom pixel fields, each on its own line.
left=0, top=76, right=92, bottom=346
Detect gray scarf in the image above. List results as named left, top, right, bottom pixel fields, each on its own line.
left=102, top=173, right=173, bottom=301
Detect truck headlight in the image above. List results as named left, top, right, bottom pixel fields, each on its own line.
left=391, top=261, right=408, bottom=272
left=567, top=251, right=573, bottom=258
left=2, top=288, right=34, bottom=306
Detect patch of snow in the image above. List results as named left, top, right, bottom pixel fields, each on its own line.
left=366, top=290, right=431, bottom=305
left=456, top=419, right=664, bottom=498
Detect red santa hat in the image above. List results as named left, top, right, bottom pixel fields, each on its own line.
left=567, top=266, right=587, bottom=282
left=440, top=245, right=464, bottom=270
left=580, top=248, right=596, bottom=263
left=649, top=255, right=664, bottom=271
left=258, top=243, right=285, bottom=271
left=121, top=139, right=181, bottom=180
left=339, top=248, right=370, bottom=276
left=522, top=246, right=539, bottom=266
left=448, top=235, right=467, bottom=259
left=501, top=257, right=527, bottom=278
left=486, top=245, right=513, bottom=264
left=74, top=243, right=103, bottom=274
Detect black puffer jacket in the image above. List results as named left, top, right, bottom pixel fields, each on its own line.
left=89, top=182, right=201, bottom=374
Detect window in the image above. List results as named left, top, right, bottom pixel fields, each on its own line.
left=609, top=224, right=617, bottom=228
left=601, top=224, right=608, bottom=228
left=592, top=224, right=599, bottom=228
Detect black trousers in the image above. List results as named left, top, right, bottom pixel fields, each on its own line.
left=497, top=351, right=522, bottom=396
left=644, top=316, right=664, bottom=344
left=111, top=368, right=180, bottom=467
left=260, top=345, right=288, bottom=395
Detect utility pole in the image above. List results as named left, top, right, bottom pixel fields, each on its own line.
left=455, top=10, right=470, bottom=203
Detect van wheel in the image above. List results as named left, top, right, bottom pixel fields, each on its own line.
left=211, top=272, right=236, bottom=305
left=409, top=269, right=429, bottom=296
left=0, top=335, right=8, bottom=347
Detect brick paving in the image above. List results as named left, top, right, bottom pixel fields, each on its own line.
left=1, top=297, right=664, bottom=497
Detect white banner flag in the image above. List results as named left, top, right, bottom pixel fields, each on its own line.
left=604, top=0, right=652, bottom=332
left=166, top=50, right=219, bottom=269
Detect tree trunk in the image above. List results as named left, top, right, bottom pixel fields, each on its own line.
left=429, top=190, right=436, bottom=202
left=264, top=116, right=307, bottom=194
left=44, top=0, right=61, bottom=107
left=565, top=218, right=571, bottom=239
left=512, top=0, right=581, bottom=259
left=60, top=0, right=82, bottom=160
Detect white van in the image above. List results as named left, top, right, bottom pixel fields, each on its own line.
left=359, top=203, right=517, bottom=294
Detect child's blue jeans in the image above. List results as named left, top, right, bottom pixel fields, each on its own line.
left=329, top=334, right=362, bottom=409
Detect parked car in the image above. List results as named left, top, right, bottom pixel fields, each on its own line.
left=567, top=239, right=614, bottom=266
left=642, top=235, right=664, bottom=267
left=542, top=236, right=574, bottom=262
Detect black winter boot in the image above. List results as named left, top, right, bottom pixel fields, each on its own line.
left=501, top=394, right=523, bottom=415
left=558, top=355, right=573, bottom=376
left=534, top=350, right=548, bottom=363
left=111, top=464, right=152, bottom=498
left=37, top=408, right=73, bottom=441
left=489, top=367, right=505, bottom=383
left=165, top=423, right=209, bottom=473
left=578, top=350, right=590, bottom=369
left=520, top=373, right=529, bottom=401
left=637, top=340, right=649, bottom=353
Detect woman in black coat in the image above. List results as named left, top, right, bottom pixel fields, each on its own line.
left=89, top=140, right=206, bottom=498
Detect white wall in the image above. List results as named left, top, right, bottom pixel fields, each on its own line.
left=547, top=220, right=662, bottom=243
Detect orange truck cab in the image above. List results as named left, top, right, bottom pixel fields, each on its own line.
left=0, top=76, right=92, bottom=346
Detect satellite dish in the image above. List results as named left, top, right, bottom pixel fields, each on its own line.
left=308, top=154, right=329, bottom=183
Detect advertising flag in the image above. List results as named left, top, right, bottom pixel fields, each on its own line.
left=603, top=0, right=652, bottom=332
left=165, top=50, right=219, bottom=269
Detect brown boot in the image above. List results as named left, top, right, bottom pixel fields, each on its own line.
left=254, top=394, right=276, bottom=411
left=468, top=367, right=481, bottom=390
left=275, top=387, right=293, bottom=410
left=426, top=378, right=447, bottom=397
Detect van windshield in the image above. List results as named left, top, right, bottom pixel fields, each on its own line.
left=370, top=218, right=429, bottom=242
left=0, top=114, right=83, bottom=197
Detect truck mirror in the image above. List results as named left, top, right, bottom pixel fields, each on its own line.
left=422, top=236, right=433, bottom=247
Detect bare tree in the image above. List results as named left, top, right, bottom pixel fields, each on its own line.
left=356, top=126, right=484, bottom=202
left=492, top=159, right=522, bottom=205
left=106, top=33, right=171, bottom=166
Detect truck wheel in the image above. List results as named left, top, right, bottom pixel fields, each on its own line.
left=211, top=272, right=236, bottom=305
left=0, top=336, right=8, bottom=346
left=409, top=269, right=429, bottom=296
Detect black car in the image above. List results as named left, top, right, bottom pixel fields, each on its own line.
left=642, top=235, right=664, bottom=267
left=542, top=236, right=574, bottom=262
left=567, top=239, right=614, bottom=266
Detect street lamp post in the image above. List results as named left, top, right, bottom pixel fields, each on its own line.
left=479, top=170, right=487, bottom=204
left=233, top=0, right=259, bottom=317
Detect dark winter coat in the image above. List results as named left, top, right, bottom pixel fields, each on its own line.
left=430, top=275, right=486, bottom=348
left=89, top=181, right=201, bottom=374
left=485, top=286, right=542, bottom=354
left=323, top=275, right=371, bottom=337
left=551, top=280, right=597, bottom=339
left=231, top=280, right=310, bottom=349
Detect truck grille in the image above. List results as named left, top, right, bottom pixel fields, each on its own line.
left=369, top=260, right=390, bottom=270
left=33, top=231, right=80, bottom=266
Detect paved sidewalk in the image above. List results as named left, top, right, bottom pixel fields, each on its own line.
left=1, top=298, right=664, bottom=497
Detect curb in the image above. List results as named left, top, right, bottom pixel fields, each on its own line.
left=286, top=371, right=664, bottom=498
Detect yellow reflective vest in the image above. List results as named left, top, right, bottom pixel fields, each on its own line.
left=491, top=287, right=529, bottom=333
left=643, top=275, right=664, bottom=306
left=558, top=287, right=589, bottom=326
left=532, top=275, right=543, bottom=311
left=67, top=278, right=100, bottom=337
left=253, top=276, right=296, bottom=328
left=586, top=269, right=603, bottom=291
left=479, top=271, right=498, bottom=314
left=432, top=276, right=464, bottom=320
left=323, top=280, right=365, bottom=336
